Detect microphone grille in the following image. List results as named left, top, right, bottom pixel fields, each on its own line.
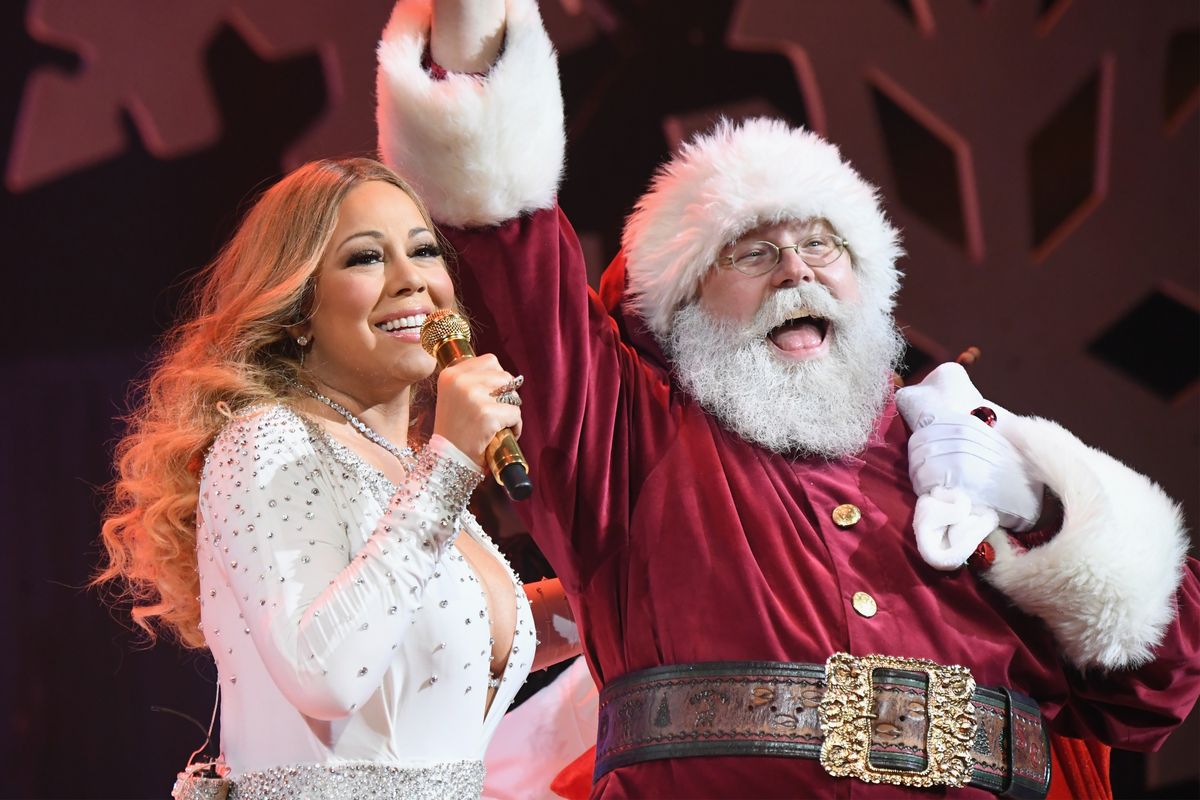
left=420, top=309, right=472, bottom=356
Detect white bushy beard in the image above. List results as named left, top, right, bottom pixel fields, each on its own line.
left=667, top=284, right=905, bottom=458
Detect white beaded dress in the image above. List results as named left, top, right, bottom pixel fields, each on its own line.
left=191, top=404, right=535, bottom=799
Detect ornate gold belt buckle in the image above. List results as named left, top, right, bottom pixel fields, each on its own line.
left=819, top=652, right=978, bottom=788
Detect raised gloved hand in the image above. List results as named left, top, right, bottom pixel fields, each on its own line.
left=896, top=363, right=1043, bottom=570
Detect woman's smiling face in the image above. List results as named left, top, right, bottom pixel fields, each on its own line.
left=303, top=180, right=455, bottom=393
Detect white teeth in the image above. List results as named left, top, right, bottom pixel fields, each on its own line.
left=377, top=313, right=428, bottom=332
left=783, top=310, right=824, bottom=324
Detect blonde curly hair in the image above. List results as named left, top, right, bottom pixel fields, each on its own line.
left=97, top=158, right=436, bottom=648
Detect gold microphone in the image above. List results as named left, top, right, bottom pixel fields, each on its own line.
left=420, top=310, right=533, bottom=501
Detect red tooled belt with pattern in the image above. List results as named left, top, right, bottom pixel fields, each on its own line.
left=594, top=655, right=1050, bottom=799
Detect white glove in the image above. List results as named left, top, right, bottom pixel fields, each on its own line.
left=896, top=363, right=1044, bottom=570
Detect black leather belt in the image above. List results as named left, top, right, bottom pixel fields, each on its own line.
left=594, top=656, right=1051, bottom=798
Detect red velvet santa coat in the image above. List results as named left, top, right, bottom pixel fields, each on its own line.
left=441, top=208, right=1200, bottom=799
left=375, top=1, right=1200, bottom=796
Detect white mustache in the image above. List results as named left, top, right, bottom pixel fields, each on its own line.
left=746, top=284, right=844, bottom=339
left=668, top=287, right=904, bottom=458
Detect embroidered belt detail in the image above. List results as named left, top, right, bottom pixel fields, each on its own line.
left=594, top=656, right=1050, bottom=799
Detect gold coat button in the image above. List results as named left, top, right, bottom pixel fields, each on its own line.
left=832, top=503, right=862, bottom=528
left=852, top=591, right=877, bottom=618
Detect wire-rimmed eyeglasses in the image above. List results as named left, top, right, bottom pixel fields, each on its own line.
left=716, top=233, right=850, bottom=277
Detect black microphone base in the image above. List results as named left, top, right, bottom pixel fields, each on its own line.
left=499, top=462, right=533, bottom=501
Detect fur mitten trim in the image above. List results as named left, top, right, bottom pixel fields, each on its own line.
left=376, top=0, right=564, bottom=227
left=984, top=415, right=1189, bottom=671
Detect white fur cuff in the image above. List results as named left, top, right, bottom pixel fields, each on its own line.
left=376, top=0, right=565, bottom=227
left=984, top=415, right=1189, bottom=671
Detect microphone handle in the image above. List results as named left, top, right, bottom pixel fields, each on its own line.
left=435, top=337, right=532, bottom=502
left=486, top=430, right=533, bottom=501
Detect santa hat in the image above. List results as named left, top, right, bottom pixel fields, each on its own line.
left=622, top=117, right=904, bottom=339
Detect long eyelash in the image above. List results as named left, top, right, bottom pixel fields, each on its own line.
left=411, top=244, right=443, bottom=258
left=345, top=249, right=382, bottom=266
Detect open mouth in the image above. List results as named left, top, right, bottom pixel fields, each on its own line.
left=375, top=312, right=428, bottom=335
left=767, top=311, right=830, bottom=356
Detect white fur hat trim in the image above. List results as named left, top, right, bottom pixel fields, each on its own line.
left=376, top=0, right=564, bottom=227
left=622, top=117, right=903, bottom=339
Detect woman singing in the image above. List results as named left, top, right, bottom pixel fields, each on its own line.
left=98, top=157, right=576, bottom=798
